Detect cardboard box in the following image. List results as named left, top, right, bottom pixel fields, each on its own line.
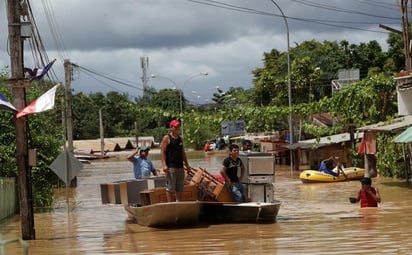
left=100, top=177, right=166, bottom=205
left=140, top=185, right=198, bottom=206
left=101, top=183, right=121, bottom=204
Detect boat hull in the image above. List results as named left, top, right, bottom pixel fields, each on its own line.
left=124, top=201, right=201, bottom=227
left=299, top=167, right=365, bottom=183
left=201, top=201, right=281, bottom=223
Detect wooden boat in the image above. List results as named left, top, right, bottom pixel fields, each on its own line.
left=74, top=151, right=110, bottom=160
left=299, top=167, right=365, bottom=183
left=200, top=200, right=281, bottom=223
left=124, top=201, right=201, bottom=227
left=115, top=167, right=281, bottom=227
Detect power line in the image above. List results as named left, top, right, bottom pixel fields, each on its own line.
left=40, top=0, right=69, bottom=62
left=23, top=0, right=59, bottom=82
left=290, top=0, right=398, bottom=20
left=189, top=0, right=398, bottom=34
left=72, top=63, right=144, bottom=93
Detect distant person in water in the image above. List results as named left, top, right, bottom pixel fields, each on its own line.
left=355, top=177, right=381, bottom=208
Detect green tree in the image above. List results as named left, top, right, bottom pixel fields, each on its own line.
left=0, top=78, right=63, bottom=207
left=386, top=32, right=405, bottom=71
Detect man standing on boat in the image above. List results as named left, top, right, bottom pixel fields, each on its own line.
left=127, top=145, right=157, bottom=179
left=160, top=119, right=190, bottom=202
left=220, top=144, right=246, bottom=202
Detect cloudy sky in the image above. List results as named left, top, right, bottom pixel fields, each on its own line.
left=0, top=0, right=401, bottom=103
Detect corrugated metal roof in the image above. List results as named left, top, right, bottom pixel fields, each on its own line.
left=300, top=132, right=363, bottom=145
left=356, top=115, right=412, bottom=133
left=393, top=126, right=412, bottom=143
left=282, top=132, right=363, bottom=150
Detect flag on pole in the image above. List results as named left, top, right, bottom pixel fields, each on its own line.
left=0, top=94, right=17, bottom=112
left=24, top=59, right=56, bottom=80
left=16, top=83, right=61, bottom=118
left=357, top=136, right=365, bottom=154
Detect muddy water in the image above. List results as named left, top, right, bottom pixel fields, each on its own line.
left=2, top=151, right=412, bottom=254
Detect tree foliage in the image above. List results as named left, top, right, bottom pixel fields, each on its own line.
left=0, top=77, right=63, bottom=207
left=0, top=32, right=409, bottom=210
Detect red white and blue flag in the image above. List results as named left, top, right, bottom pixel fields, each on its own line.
left=25, top=59, right=56, bottom=80
left=0, top=94, right=17, bottom=112
left=16, top=83, right=61, bottom=118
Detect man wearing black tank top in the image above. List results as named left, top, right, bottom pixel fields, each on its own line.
left=160, top=119, right=190, bottom=202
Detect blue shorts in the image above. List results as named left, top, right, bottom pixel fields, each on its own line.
left=166, top=167, right=185, bottom=192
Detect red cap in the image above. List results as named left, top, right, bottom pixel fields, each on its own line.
left=169, top=119, right=180, bottom=127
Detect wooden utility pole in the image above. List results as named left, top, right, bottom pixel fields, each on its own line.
left=64, top=60, right=74, bottom=153
left=400, top=0, right=411, bottom=70
left=64, top=60, right=75, bottom=206
left=6, top=0, right=35, bottom=240
left=99, top=109, right=104, bottom=154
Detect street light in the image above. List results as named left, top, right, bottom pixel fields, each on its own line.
left=270, top=0, right=293, bottom=171
left=150, top=74, right=178, bottom=89
left=270, top=0, right=291, bottom=142
left=150, top=72, right=208, bottom=136
left=180, top=72, right=208, bottom=114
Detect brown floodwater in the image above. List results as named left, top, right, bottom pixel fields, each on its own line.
left=2, top=151, right=412, bottom=254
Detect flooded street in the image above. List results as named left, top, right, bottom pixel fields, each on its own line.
left=2, top=151, right=412, bottom=254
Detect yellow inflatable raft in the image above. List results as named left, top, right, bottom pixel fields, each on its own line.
left=299, top=167, right=365, bottom=183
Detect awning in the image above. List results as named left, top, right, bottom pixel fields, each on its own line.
left=357, top=115, right=412, bottom=133
left=282, top=132, right=363, bottom=150
left=393, top=126, right=412, bottom=143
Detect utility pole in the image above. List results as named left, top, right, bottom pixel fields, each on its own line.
left=6, top=0, right=35, bottom=240
left=400, top=0, right=411, bottom=70
left=99, top=108, right=104, bottom=155
left=64, top=60, right=74, bottom=153
left=140, top=56, right=149, bottom=97
left=64, top=60, right=74, bottom=206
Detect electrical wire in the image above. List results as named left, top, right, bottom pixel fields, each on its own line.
left=189, top=0, right=399, bottom=34
left=290, top=0, right=398, bottom=20
left=41, top=0, right=69, bottom=62
left=24, top=0, right=59, bottom=82
left=78, top=69, right=126, bottom=94
left=72, top=63, right=143, bottom=92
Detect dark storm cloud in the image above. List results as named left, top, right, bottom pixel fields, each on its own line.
left=0, top=0, right=403, bottom=99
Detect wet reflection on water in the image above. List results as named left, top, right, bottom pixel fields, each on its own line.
left=2, top=151, right=412, bottom=254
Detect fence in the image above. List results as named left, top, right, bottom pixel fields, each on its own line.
left=0, top=177, right=17, bottom=221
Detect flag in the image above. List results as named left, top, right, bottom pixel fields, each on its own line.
left=0, top=93, right=17, bottom=112
left=357, top=136, right=365, bottom=154
left=25, top=59, right=56, bottom=80
left=16, top=83, right=61, bottom=118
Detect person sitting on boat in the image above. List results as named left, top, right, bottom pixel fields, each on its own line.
left=220, top=144, right=247, bottom=202
left=331, top=156, right=345, bottom=176
left=318, top=156, right=338, bottom=177
left=241, top=139, right=252, bottom=152
left=355, top=177, right=381, bottom=207
left=127, top=145, right=157, bottom=179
